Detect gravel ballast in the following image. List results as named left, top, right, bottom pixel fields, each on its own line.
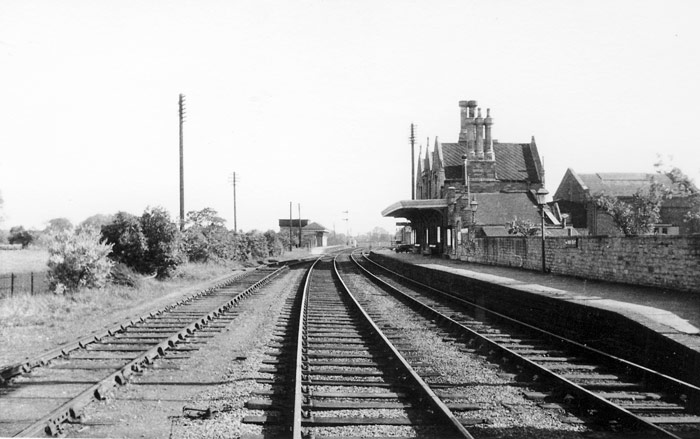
left=339, top=261, right=593, bottom=439
left=62, top=268, right=304, bottom=439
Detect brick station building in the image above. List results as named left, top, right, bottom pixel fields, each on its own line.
left=383, top=99, right=558, bottom=256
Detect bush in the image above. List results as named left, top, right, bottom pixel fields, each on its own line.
left=101, top=212, right=148, bottom=270
left=182, top=208, right=235, bottom=263
left=47, top=226, right=114, bottom=293
left=182, top=224, right=234, bottom=262
left=235, top=230, right=272, bottom=261
left=109, top=262, right=142, bottom=288
left=101, top=208, right=183, bottom=279
left=264, top=230, right=284, bottom=257
left=594, top=180, right=667, bottom=236
left=140, top=207, right=182, bottom=279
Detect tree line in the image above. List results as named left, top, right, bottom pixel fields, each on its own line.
left=3, top=207, right=284, bottom=293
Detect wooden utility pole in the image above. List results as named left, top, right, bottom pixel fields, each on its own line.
left=229, top=172, right=239, bottom=233
left=298, top=203, right=302, bottom=248
left=178, top=94, right=186, bottom=231
left=289, top=202, right=293, bottom=251
left=233, top=172, right=238, bottom=233
left=410, top=123, right=415, bottom=200
left=342, top=210, right=349, bottom=245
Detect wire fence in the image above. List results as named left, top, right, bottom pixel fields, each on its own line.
left=0, top=272, right=50, bottom=298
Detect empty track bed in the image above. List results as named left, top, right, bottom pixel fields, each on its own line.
left=244, top=255, right=474, bottom=438
left=0, top=266, right=285, bottom=437
left=354, top=252, right=700, bottom=439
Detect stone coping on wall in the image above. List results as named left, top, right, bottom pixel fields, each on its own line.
left=462, top=234, right=700, bottom=294
left=420, top=262, right=700, bottom=336
left=373, top=251, right=700, bottom=359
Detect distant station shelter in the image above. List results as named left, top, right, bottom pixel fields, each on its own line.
left=278, top=219, right=330, bottom=248
left=383, top=99, right=561, bottom=256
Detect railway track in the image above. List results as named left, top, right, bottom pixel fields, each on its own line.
left=244, top=254, right=475, bottom=438
left=0, top=265, right=286, bottom=437
left=354, top=251, right=700, bottom=439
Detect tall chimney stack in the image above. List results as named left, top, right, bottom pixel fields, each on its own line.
left=484, top=108, right=494, bottom=160
left=475, top=107, right=484, bottom=159
left=466, top=100, right=477, bottom=158
left=458, top=101, right=468, bottom=143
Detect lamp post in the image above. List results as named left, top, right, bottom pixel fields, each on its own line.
left=469, top=196, right=478, bottom=240
left=535, top=187, right=549, bottom=273
left=462, top=154, right=470, bottom=199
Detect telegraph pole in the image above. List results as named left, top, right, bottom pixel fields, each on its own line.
left=298, top=203, right=302, bottom=248
left=342, top=210, right=349, bottom=246
left=178, top=94, right=186, bottom=231
left=289, top=202, right=293, bottom=251
left=228, top=172, right=239, bottom=233
left=410, top=123, right=416, bottom=200
left=234, top=172, right=238, bottom=233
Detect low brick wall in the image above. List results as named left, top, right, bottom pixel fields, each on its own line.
left=459, top=235, right=700, bottom=294
left=370, top=252, right=700, bottom=387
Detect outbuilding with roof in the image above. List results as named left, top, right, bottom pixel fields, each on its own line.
left=553, top=168, right=699, bottom=235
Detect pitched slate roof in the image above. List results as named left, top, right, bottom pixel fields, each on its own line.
left=303, top=222, right=329, bottom=232
left=471, top=192, right=541, bottom=225
left=576, top=172, right=672, bottom=197
left=442, top=143, right=464, bottom=167
left=493, top=142, right=542, bottom=182
left=438, top=142, right=542, bottom=183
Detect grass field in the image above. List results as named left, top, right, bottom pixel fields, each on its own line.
left=0, top=249, right=49, bottom=274
left=0, top=261, right=243, bottom=364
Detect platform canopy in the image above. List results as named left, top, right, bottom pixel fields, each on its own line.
left=381, top=199, right=449, bottom=219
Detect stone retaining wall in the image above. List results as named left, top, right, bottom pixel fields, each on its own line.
left=459, top=235, right=700, bottom=293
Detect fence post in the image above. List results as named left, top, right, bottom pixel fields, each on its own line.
left=10, top=273, right=14, bottom=297
left=31, top=272, right=34, bottom=295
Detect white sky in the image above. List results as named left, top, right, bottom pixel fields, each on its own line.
left=1, top=0, right=699, bottom=235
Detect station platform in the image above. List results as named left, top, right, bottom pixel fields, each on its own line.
left=372, top=250, right=700, bottom=360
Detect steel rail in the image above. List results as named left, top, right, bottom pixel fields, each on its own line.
left=360, top=252, right=700, bottom=410
left=13, top=265, right=288, bottom=438
left=290, top=257, right=321, bottom=439
left=355, top=252, right=696, bottom=439
left=332, top=252, right=475, bottom=438
left=0, top=269, right=256, bottom=383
